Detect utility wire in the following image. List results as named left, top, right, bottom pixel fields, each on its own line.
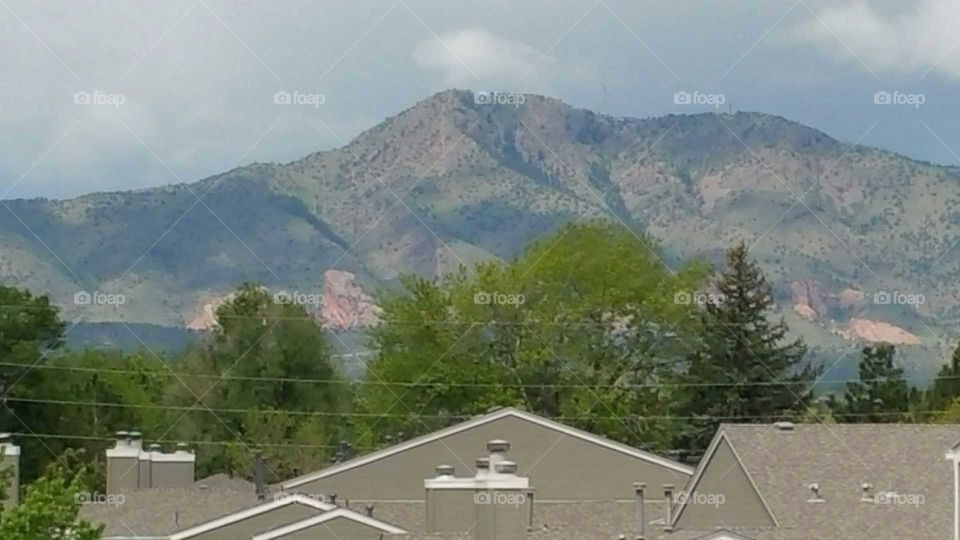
left=0, top=361, right=950, bottom=389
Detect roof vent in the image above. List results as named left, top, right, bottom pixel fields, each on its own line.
left=475, top=457, right=490, bottom=478
left=807, top=483, right=825, bottom=503
left=774, top=421, right=795, bottom=431
left=487, top=439, right=510, bottom=453
left=435, top=465, right=455, bottom=477
left=494, top=460, right=518, bottom=475
left=860, top=483, right=874, bottom=502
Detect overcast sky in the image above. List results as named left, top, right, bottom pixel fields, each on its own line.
left=2, top=0, right=959, bottom=199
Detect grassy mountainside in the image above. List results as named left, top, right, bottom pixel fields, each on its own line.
left=1, top=89, right=958, bottom=370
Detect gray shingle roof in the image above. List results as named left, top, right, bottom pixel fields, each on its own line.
left=665, top=423, right=960, bottom=540
left=81, top=475, right=259, bottom=537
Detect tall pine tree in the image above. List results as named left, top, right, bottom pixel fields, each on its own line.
left=840, top=343, right=910, bottom=422
left=678, top=243, right=816, bottom=454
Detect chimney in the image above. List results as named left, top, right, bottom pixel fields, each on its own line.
left=139, top=443, right=160, bottom=490
left=150, top=443, right=195, bottom=489
left=633, top=482, right=646, bottom=540
left=106, top=430, right=141, bottom=495
left=425, top=439, right=531, bottom=540
left=663, top=485, right=675, bottom=531
left=254, top=452, right=268, bottom=500
left=0, top=433, right=20, bottom=508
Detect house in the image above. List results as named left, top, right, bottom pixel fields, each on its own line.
left=72, top=416, right=960, bottom=539
left=660, top=422, right=959, bottom=539
left=281, top=407, right=693, bottom=502
left=83, top=407, right=689, bottom=539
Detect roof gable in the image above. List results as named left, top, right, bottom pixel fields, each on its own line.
left=283, top=407, right=691, bottom=490
left=169, top=494, right=333, bottom=539
left=672, top=431, right=776, bottom=529
left=251, top=508, right=408, bottom=539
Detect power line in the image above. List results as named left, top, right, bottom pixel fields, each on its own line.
left=0, top=361, right=953, bottom=389
left=4, top=431, right=365, bottom=450
left=3, top=396, right=952, bottom=421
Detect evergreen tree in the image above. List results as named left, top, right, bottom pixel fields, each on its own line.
left=678, top=242, right=816, bottom=454
left=840, top=343, right=910, bottom=422
left=927, top=343, right=960, bottom=412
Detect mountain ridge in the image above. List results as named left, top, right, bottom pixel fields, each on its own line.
left=1, top=89, right=957, bottom=373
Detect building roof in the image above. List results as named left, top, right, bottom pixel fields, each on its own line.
left=667, top=423, right=960, bottom=540
left=251, top=508, right=408, bottom=539
left=82, top=475, right=261, bottom=538
left=282, top=407, right=692, bottom=490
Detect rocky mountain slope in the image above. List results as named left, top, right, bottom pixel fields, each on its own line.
left=1, top=89, right=957, bottom=369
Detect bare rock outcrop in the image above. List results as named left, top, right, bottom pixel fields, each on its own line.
left=838, top=318, right=921, bottom=345
left=319, top=270, right=381, bottom=330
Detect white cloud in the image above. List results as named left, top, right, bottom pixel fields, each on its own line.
left=412, top=27, right=559, bottom=87
left=796, top=0, right=960, bottom=79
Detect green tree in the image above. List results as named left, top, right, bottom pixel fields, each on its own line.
left=927, top=342, right=960, bottom=412
left=171, top=283, right=346, bottom=478
left=0, top=286, right=65, bottom=481
left=0, top=464, right=102, bottom=539
left=678, top=243, right=816, bottom=454
left=839, top=343, right=911, bottom=422
left=356, top=221, right=707, bottom=451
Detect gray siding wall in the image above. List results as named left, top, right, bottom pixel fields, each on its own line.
left=426, top=488, right=476, bottom=532
left=107, top=456, right=139, bottom=494
left=292, top=415, right=689, bottom=501
left=190, top=503, right=320, bottom=540
left=674, top=438, right=775, bottom=529
left=1, top=454, right=18, bottom=508
left=151, top=461, right=194, bottom=488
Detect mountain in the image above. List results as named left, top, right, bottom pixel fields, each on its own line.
left=1, top=89, right=958, bottom=371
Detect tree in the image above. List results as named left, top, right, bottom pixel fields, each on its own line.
left=355, top=221, right=708, bottom=451
left=927, top=342, right=960, bottom=412
left=678, top=242, right=816, bottom=454
left=0, top=463, right=102, bottom=539
left=0, top=286, right=65, bottom=481
left=839, top=343, right=911, bottom=422
left=171, top=283, right=346, bottom=479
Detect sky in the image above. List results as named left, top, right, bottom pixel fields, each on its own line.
left=2, top=0, right=960, bottom=199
